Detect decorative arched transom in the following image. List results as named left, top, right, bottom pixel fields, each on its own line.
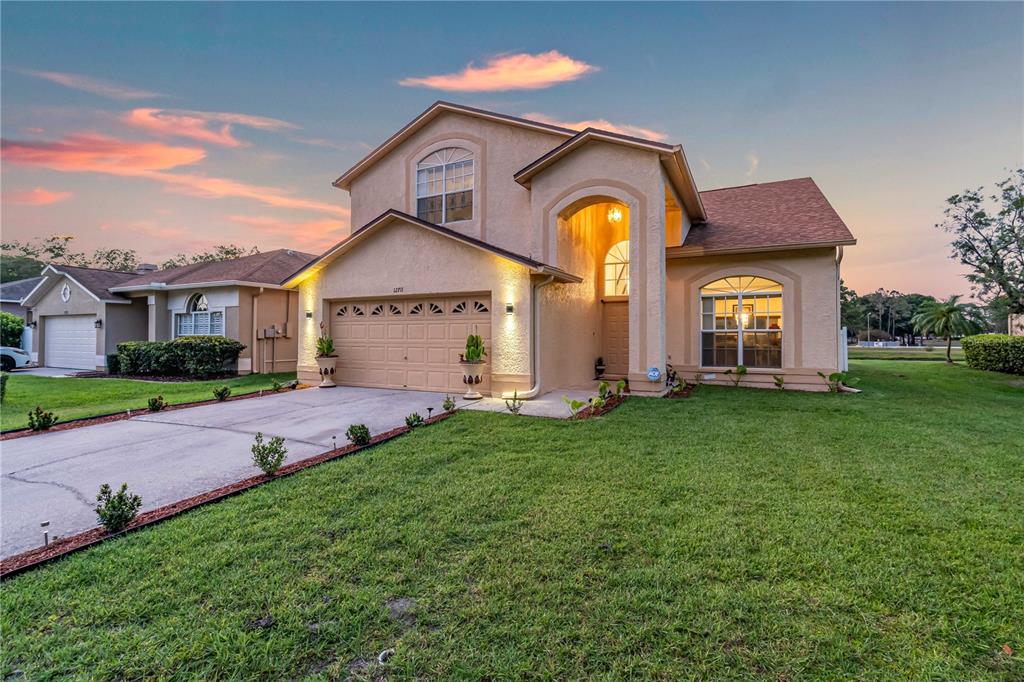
left=176, top=293, right=222, bottom=337
left=416, top=147, right=473, bottom=224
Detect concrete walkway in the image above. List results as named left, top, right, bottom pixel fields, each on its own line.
left=0, top=386, right=448, bottom=559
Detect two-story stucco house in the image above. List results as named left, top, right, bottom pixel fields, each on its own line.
left=285, top=102, right=856, bottom=395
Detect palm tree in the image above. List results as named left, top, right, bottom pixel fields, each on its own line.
left=911, top=295, right=977, bottom=362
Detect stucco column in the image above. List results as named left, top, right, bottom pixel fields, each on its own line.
left=147, top=292, right=170, bottom=341
left=628, top=193, right=667, bottom=396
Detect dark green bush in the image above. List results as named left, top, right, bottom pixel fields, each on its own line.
left=147, top=396, right=167, bottom=412
left=106, top=353, right=121, bottom=375
left=251, top=432, right=287, bottom=476
left=346, top=423, right=371, bottom=446
left=117, top=337, right=245, bottom=378
left=0, top=312, right=24, bottom=348
left=212, top=386, right=231, bottom=401
left=962, top=334, right=1024, bottom=375
left=95, top=483, right=142, bottom=533
left=27, top=406, right=58, bottom=431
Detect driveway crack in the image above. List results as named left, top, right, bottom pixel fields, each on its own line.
left=3, top=472, right=94, bottom=509
left=131, top=418, right=331, bottom=449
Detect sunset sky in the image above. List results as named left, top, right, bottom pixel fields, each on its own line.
left=2, top=2, right=1021, bottom=298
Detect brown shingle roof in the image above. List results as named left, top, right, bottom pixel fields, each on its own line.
left=113, top=249, right=316, bottom=290
left=678, top=177, right=856, bottom=254
left=50, top=265, right=138, bottom=301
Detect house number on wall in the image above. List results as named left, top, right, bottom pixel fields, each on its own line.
left=393, top=287, right=404, bottom=293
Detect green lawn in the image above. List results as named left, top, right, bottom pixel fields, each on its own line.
left=1, top=372, right=296, bottom=431
left=848, top=346, right=965, bottom=361
left=2, top=361, right=1021, bottom=679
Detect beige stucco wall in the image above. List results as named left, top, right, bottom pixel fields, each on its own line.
left=665, top=247, right=842, bottom=391
left=348, top=111, right=567, bottom=257
left=294, top=217, right=533, bottom=393
left=237, top=287, right=300, bottom=374
left=104, top=297, right=148, bottom=360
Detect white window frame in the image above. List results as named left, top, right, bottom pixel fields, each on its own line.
left=415, top=147, right=474, bottom=224
left=174, top=293, right=225, bottom=338
left=699, top=276, right=783, bottom=369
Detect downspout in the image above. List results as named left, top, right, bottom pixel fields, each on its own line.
left=501, top=274, right=555, bottom=400
left=251, top=287, right=264, bottom=374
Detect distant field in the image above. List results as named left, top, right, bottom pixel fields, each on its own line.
left=848, top=346, right=965, bottom=361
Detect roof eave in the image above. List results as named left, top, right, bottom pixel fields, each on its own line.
left=109, top=280, right=289, bottom=293
left=667, top=239, right=857, bottom=259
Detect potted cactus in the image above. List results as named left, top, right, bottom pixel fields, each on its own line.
left=315, top=321, right=337, bottom=388
left=458, top=333, right=487, bottom=400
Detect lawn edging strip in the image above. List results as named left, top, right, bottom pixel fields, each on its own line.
left=0, top=385, right=311, bottom=441
left=0, top=411, right=454, bottom=579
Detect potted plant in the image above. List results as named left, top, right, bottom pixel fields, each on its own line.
left=595, top=356, right=606, bottom=377
left=315, top=321, right=337, bottom=388
left=458, top=333, right=487, bottom=400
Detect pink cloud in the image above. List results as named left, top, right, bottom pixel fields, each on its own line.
left=2, top=133, right=345, bottom=217
left=399, top=51, right=598, bottom=92
left=521, top=112, right=668, bottom=142
left=21, top=69, right=164, bottom=100
left=121, top=108, right=299, bottom=147
left=226, top=214, right=347, bottom=251
left=3, top=187, right=73, bottom=206
left=1, top=133, right=206, bottom=174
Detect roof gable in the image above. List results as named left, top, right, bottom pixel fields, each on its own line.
left=22, top=265, right=136, bottom=306
left=284, top=209, right=580, bottom=286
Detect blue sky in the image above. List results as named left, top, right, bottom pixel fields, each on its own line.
left=2, top=2, right=1021, bottom=297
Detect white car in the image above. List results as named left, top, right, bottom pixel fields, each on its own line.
left=0, top=346, right=30, bottom=372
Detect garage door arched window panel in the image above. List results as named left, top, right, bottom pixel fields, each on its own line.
left=175, top=293, right=224, bottom=337
left=604, top=240, right=630, bottom=297
left=700, top=276, right=782, bottom=368
left=416, top=148, right=473, bottom=224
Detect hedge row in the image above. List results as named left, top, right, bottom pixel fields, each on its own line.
left=117, top=337, right=245, bottom=377
left=961, top=334, right=1024, bottom=376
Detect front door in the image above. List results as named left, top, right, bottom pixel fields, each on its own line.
left=601, top=301, right=629, bottom=377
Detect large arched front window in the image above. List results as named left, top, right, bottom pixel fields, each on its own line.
left=700, top=276, right=782, bottom=368
left=604, top=240, right=629, bottom=296
left=416, top=147, right=473, bottom=224
left=175, top=293, right=224, bottom=337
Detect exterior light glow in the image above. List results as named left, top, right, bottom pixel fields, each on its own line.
left=607, top=207, right=623, bottom=223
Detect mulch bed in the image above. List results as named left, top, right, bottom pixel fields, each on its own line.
left=571, top=394, right=627, bottom=420
left=664, top=384, right=696, bottom=399
left=0, top=412, right=454, bottom=580
left=0, top=385, right=310, bottom=441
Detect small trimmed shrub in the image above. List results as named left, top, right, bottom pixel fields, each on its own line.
left=106, top=353, right=121, bottom=375
left=148, top=396, right=168, bottom=412
left=95, top=483, right=142, bottom=533
left=346, top=423, right=371, bottom=446
left=251, top=432, right=287, bottom=476
left=724, top=365, right=748, bottom=387
left=962, top=334, right=1024, bottom=375
left=442, top=394, right=456, bottom=412
left=405, top=412, right=424, bottom=428
left=212, top=386, right=231, bottom=401
left=270, top=378, right=283, bottom=392
left=0, top=373, right=7, bottom=404
left=0, top=311, right=24, bottom=348
left=27, top=406, right=58, bottom=431
left=773, top=375, right=785, bottom=390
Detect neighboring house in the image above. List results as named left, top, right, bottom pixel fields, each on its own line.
left=0, top=276, right=43, bottom=352
left=22, top=249, right=314, bottom=372
left=284, top=101, right=856, bottom=394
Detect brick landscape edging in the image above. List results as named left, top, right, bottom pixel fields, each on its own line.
left=0, top=385, right=310, bottom=441
left=0, top=411, right=454, bottom=580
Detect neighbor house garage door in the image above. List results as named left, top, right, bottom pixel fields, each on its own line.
left=330, top=294, right=492, bottom=392
left=44, top=315, right=97, bottom=370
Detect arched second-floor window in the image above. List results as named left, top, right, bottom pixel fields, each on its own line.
left=416, top=147, right=473, bottom=224
left=700, top=276, right=782, bottom=368
left=175, top=293, right=224, bottom=337
left=604, top=240, right=630, bottom=296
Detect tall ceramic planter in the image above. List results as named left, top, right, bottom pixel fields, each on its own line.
left=459, top=360, right=486, bottom=400
left=316, top=356, right=337, bottom=388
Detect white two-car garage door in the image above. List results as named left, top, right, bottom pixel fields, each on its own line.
left=44, top=315, right=97, bottom=370
left=330, top=294, right=492, bottom=393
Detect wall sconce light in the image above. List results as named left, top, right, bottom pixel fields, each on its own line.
left=94, top=319, right=103, bottom=329
left=305, top=310, right=313, bottom=319
left=607, top=206, right=623, bottom=223
left=29, top=320, right=38, bottom=329
left=505, top=303, right=514, bottom=315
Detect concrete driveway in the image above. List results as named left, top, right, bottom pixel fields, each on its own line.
left=1, top=386, right=449, bottom=559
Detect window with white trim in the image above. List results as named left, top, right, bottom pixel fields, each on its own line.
left=604, top=240, right=630, bottom=296
left=175, top=293, right=224, bottom=337
left=416, top=147, right=473, bottom=223
left=700, top=276, right=782, bottom=368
